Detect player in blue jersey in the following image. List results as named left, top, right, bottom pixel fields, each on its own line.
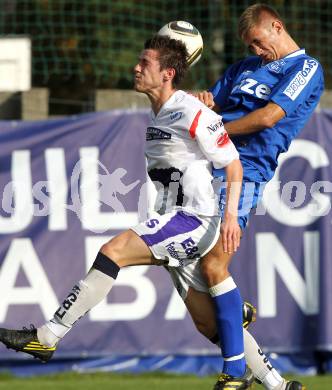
left=169, top=3, right=324, bottom=390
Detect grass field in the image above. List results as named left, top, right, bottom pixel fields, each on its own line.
left=0, top=372, right=331, bottom=390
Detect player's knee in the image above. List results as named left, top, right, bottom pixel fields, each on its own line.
left=200, top=258, right=229, bottom=285
left=100, top=236, right=126, bottom=265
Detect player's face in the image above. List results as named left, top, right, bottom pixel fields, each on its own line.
left=243, top=21, right=282, bottom=63
left=134, top=49, right=165, bottom=93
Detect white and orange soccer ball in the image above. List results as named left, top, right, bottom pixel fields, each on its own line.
left=158, top=21, right=203, bottom=67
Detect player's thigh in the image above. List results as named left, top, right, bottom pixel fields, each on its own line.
left=166, top=264, right=217, bottom=336
left=185, top=287, right=217, bottom=338
left=101, top=229, right=154, bottom=267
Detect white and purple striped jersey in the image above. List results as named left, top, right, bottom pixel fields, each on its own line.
left=145, top=90, right=239, bottom=217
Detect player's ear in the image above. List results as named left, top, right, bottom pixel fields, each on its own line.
left=272, top=19, right=283, bottom=34
left=163, top=68, right=176, bottom=82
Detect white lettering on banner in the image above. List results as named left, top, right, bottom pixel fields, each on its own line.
left=310, top=180, right=332, bottom=216
left=165, top=287, right=187, bottom=320
left=281, top=181, right=306, bottom=208
left=32, top=148, right=69, bottom=224
left=0, top=238, right=59, bottom=321
left=32, top=181, right=51, bottom=217
left=45, top=148, right=68, bottom=231
left=256, top=232, right=319, bottom=317
left=0, top=147, right=141, bottom=233
left=262, top=139, right=330, bottom=226
left=85, top=237, right=157, bottom=321
left=78, top=147, right=139, bottom=232
left=0, top=151, right=34, bottom=233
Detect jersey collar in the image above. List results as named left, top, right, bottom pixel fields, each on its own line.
left=259, top=48, right=306, bottom=68
left=150, top=90, right=184, bottom=120
left=284, top=49, right=306, bottom=59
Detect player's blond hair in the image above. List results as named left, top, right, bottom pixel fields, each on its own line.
left=238, top=3, right=285, bottom=39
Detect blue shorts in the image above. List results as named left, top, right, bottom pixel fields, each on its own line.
left=214, top=167, right=267, bottom=230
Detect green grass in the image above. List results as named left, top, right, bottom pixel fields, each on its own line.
left=0, top=372, right=331, bottom=390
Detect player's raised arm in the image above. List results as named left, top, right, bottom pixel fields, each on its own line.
left=224, top=101, right=285, bottom=136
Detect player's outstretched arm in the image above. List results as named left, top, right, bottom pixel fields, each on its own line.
left=224, top=101, right=285, bottom=136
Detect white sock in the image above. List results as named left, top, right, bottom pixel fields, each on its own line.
left=243, top=329, right=284, bottom=389
left=37, top=322, right=65, bottom=347
left=262, top=371, right=285, bottom=389
left=38, top=267, right=117, bottom=347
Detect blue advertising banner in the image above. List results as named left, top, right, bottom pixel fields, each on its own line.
left=0, top=109, right=331, bottom=359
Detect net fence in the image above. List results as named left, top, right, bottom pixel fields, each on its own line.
left=0, top=0, right=331, bottom=91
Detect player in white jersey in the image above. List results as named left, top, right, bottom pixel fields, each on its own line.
left=0, top=34, right=253, bottom=390
left=145, top=90, right=237, bottom=217
left=133, top=90, right=240, bottom=267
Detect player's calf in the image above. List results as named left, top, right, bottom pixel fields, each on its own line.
left=208, top=301, right=256, bottom=346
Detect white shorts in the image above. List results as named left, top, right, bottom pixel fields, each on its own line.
left=131, top=210, right=220, bottom=267
left=166, top=261, right=209, bottom=300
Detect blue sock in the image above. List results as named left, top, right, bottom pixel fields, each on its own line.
left=209, top=276, right=245, bottom=377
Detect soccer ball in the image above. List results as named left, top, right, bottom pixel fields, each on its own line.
left=158, top=21, right=203, bottom=67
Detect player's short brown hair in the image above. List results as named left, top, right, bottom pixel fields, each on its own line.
left=144, top=34, right=189, bottom=87
left=238, top=3, right=285, bottom=39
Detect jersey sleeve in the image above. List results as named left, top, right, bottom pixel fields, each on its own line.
left=270, top=59, right=324, bottom=116
left=189, top=108, right=239, bottom=169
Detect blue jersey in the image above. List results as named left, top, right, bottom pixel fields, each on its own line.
left=210, top=49, right=324, bottom=181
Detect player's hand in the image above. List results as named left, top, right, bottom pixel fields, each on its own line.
left=220, top=216, right=241, bottom=254
left=192, top=91, right=215, bottom=109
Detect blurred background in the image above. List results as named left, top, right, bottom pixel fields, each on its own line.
left=0, top=1, right=332, bottom=388
left=0, top=0, right=331, bottom=116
